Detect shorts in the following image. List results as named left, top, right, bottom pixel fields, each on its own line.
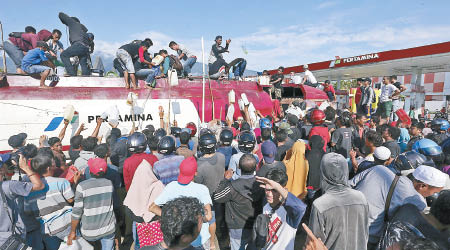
left=116, top=49, right=135, bottom=73
left=23, top=65, right=50, bottom=74
left=377, top=101, right=393, bottom=119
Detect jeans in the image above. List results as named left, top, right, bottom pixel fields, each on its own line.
left=182, top=57, right=197, bottom=75
left=145, top=67, right=161, bottom=85
left=60, top=42, right=90, bottom=76
left=3, top=41, right=24, bottom=68
left=229, top=228, right=255, bottom=250
left=233, top=59, right=247, bottom=78
left=23, top=65, right=50, bottom=74
left=136, top=68, right=156, bottom=83
left=89, top=233, right=115, bottom=250
left=391, top=99, right=401, bottom=121
left=132, top=221, right=139, bottom=250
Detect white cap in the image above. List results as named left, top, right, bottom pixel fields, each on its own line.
left=374, top=146, right=391, bottom=161
left=303, top=64, right=309, bottom=69
left=413, top=165, right=448, bottom=187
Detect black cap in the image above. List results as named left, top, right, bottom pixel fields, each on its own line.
left=8, top=133, right=27, bottom=148
left=364, top=77, right=372, bottom=83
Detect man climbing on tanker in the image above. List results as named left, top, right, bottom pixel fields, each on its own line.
left=208, top=35, right=246, bottom=80
left=58, top=12, right=93, bottom=76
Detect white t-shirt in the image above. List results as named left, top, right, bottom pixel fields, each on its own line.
left=304, top=70, right=317, bottom=84
left=262, top=193, right=305, bottom=250
left=177, top=45, right=194, bottom=58
left=379, top=84, right=398, bottom=103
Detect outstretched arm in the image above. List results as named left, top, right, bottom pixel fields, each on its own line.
left=58, top=120, right=69, bottom=141
left=90, top=117, right=103, bottom=138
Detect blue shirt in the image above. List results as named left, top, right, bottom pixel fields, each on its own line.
left=216, top=146, right=233, bottom=170
left=21, top=48, right=48, bottom=69
left=398, top=128, right=410, bottom=153
left=154, top=181, right=212, bottom=247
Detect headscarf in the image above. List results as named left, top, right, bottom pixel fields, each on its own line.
left=306, top=135, right=325, bottom=190
left=320, top=153, right=349, bottom=193
left=124, top=159, right=164, bottom=222
left=283, top=141, right=309, bottom=199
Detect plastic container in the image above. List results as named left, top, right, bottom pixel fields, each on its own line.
left=63, top=105, right=75, bottom=122
left=228, top=90, right=236, bottom=104
left=396, top=108, right=411, bottom=126
left=241, top=93, right=249, bottom=106
left=59, top=237, right=93, bottom=250
left=127, top=92, right=138, bottom=106
left=238, top=99, right=245, bottom=111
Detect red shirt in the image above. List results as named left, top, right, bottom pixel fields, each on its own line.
left=123, top=153, right=158, bottom=191
left=309, top=126, right=330, bottom=152
left=138, top=47, right=145, bottom=63
left=355, top=87, right=362, bottom=105
left=323, top=85, right=335, bottom=95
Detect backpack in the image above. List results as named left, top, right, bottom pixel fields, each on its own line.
left=253, top=213, right=271, bottom=249
left=168, top=55, right=183, bottom=71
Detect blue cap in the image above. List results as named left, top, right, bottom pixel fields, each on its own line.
left=0, top=153, right=11, bottom=168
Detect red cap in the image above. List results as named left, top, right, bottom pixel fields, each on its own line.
left=178, top=156, right=197, bottom=184
left=88, top=158, right=108, bottom=175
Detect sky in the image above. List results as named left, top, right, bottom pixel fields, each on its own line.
left=1, top=0, right=450, bottom=71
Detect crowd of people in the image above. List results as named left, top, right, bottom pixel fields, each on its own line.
left=0, top=91, right=449, bottom=250
left=1, top=14, right=248, bottom=89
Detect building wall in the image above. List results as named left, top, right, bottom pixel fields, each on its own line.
left=370, top=72, right=449, bottom=112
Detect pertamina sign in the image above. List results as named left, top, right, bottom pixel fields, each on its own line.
left=331, top=53, right=380, bottom=67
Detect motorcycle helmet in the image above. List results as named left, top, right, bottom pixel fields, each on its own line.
left=199, top=133, right=217, bottom=154
left=393, top=151, right=429, bottom=173
left=186, top=122, right=197, bottom=137
left=153, top=128, right=167, bottom=141
left=238, top=131, right=256, bottom=153
left=219, top=129, right=233, bottom=146
left=259, top=118, right=272, bottom=129
left=310, top=109, right=326, bottom=125
left=431, top=118, right=450, bottom=131
left=170, top=127, right=182, bottom=138
left=412, top=138, right=442, bottom=156
left=158, top=136, right=176, bottom=155
left=127, top=132, right=147, bottom=153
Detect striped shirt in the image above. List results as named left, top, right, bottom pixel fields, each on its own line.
left=153, top=154, right=184, bottom=185
left=72, top=178, right=116, bottom=241
left=24, top=177, right=74, bottom=235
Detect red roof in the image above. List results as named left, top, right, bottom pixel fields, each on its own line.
left=270, top=41, right=450, bottom=75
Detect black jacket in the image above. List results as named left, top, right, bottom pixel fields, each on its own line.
left=213, top=175, right=264, bottom=229
left=59, top=12, right=89, bottom=46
